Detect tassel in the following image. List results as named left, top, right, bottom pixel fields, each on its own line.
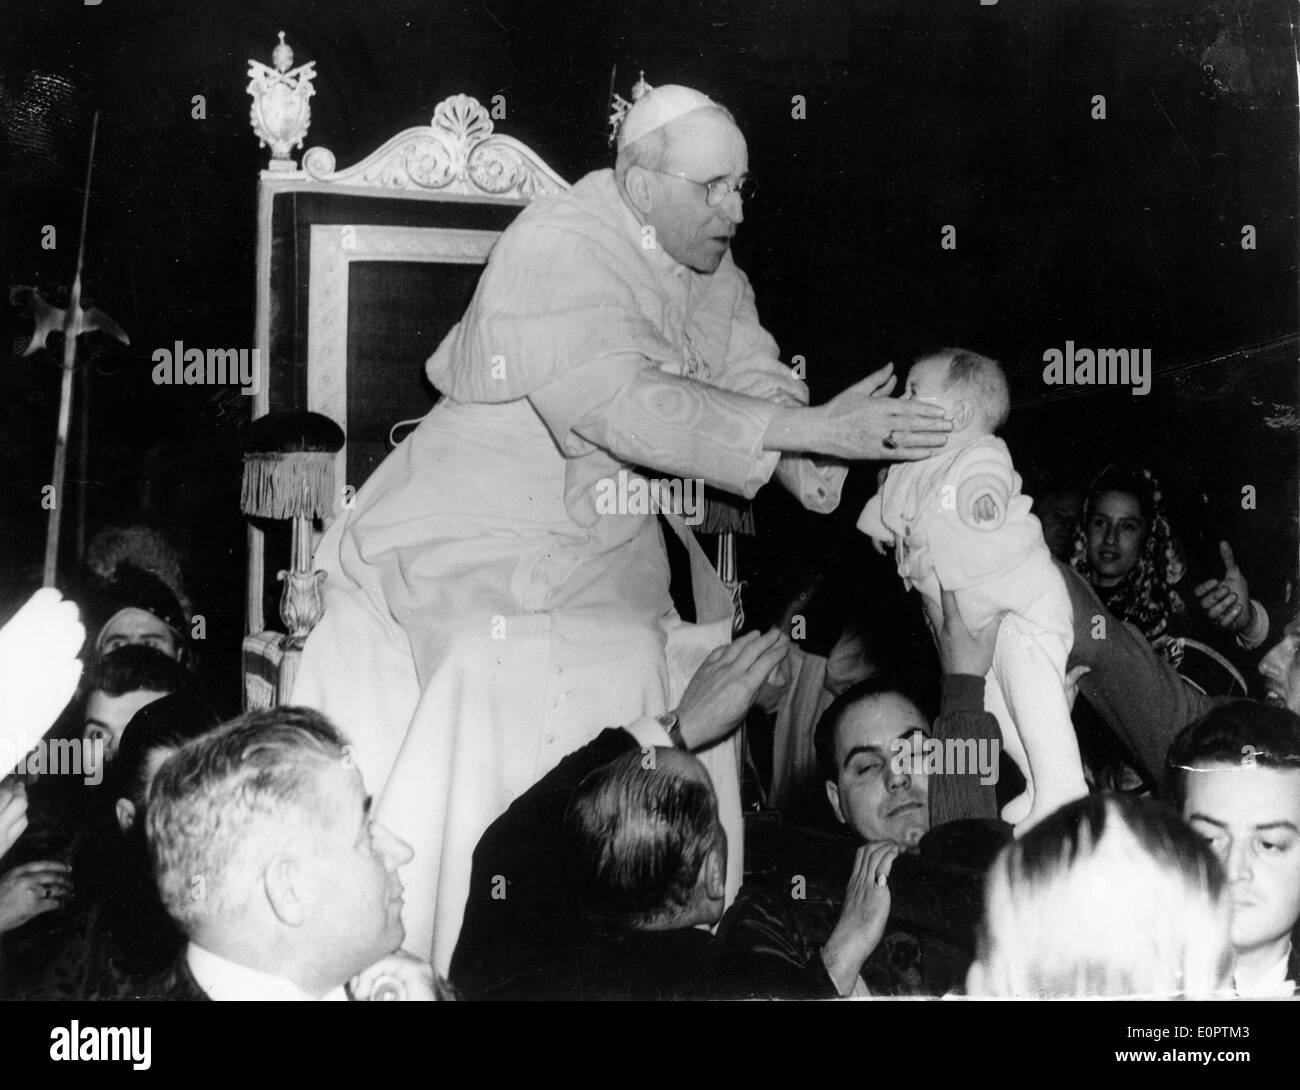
left=698, top=487, right=756, bottom=536
left=240, top=452, right=337, bottom=520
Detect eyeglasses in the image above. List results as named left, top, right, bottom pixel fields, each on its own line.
left=649, top=169, right=756, bottom=207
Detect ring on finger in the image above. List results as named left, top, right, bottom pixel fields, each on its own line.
left=882, top=430, right=899, bottom=451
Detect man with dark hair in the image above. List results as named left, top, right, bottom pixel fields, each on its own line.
left=813, top=676, right=936, bottom=848
left=81, top=645, right=188, bottom=774
left=139, top=706, right=442, bottom=1000
left=25, top=690, right=222, bottom=999
left=715, top=590, right=1007, bottom=996
left=1166, top=701, right=1300, bottom=995
left=0, top=646, right=185, bottom=906
left=0, top=630, right=185, bottom=994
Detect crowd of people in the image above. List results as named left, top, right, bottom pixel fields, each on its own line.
left=0, top=513, right=1294, bottom=1001
left=1, top=78, right=1296, bottom=1002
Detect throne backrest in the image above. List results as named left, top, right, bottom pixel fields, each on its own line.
left=247, top=47, right=569, bottom=633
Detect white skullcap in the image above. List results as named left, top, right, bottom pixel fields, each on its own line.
left=617, top=84, right=718, bottom=149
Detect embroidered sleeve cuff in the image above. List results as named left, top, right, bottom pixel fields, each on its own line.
left=775, top=455, right=847, bottom=514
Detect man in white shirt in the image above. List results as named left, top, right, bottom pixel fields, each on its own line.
left=143, top=706, right=441, bottom=1000
left=1167, top=700, right=1300, bottom=997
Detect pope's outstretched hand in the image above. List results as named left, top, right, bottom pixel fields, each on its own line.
left=763, top=363, right=953, bottom=463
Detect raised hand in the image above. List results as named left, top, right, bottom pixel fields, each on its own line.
left=1193, top=541, right=1253, bottom=635
left=820, top=841, right=900, bottom=995
left=936, top=588, right=1002, bottom=678
left=676, top=628, right=791, bottom=751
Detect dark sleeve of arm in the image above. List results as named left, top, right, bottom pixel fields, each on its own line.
left=450, top=728, right=638, bottom=995
left=712, top=892, right=840, bottom=999
left=929, top=674, right=1001, bottom=827
left=1058, top=561, right=1230, bottom=784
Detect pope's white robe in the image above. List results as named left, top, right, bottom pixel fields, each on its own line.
left=292, top=169, right=845, bottom=972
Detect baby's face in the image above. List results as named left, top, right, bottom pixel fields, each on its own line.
left=901, top=358, right=960, bottom=417
left=903, top=357, right=993, bottom=438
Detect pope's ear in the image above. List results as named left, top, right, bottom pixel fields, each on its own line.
left=622, top=166, right=655, bottom=214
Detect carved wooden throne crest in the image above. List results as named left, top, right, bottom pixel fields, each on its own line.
left=242, top=34, right=568, bottom=708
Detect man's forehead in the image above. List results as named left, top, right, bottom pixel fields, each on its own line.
left=311, top=761, right=370, bottom=829
left=313, top=755, right=365, bottom=795
left=1184, top=764, right=1300, bottom=823
left=103, top=609, right=172, bottom=638
left=664, top=111, right=746, bottom=172
left=836, top=693, right=927, bottom=753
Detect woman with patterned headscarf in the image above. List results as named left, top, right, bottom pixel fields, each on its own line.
left=1071, top=463, right=1268, bottom=696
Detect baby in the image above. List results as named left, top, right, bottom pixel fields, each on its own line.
left=858, top=348, right=1087, bottom=834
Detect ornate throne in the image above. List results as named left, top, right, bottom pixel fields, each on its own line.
left=241, top=33, right=568, bottom=708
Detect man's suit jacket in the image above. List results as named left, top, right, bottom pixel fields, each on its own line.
left=451, top=727, right=636, bottom=998
left=123, top=955, right=209, bottom=1001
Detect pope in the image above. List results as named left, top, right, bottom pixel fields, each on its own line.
left=293, top=80, right=952, bottom=971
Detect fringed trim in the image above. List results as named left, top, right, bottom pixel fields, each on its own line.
left=699, top=489, right=756, bottom=536
left=240, top=452, right=336, bottom=520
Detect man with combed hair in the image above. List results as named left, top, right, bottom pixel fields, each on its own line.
left=1167, top=701, right=1300, bottom=996
left=142, top=707, right=442, bottom=1000
left=80, top=645, right=188, bottom=774
left=293, top=79, right=953, bottom=970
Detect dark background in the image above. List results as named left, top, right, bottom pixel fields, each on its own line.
left=1, top=0, right=1296, bottom=705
